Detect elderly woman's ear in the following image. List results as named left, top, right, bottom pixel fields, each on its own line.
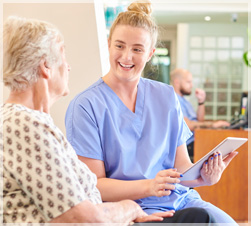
left=39, top=58, right=51, bottom=79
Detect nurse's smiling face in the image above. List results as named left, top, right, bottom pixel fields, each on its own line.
left=108, top=25, right=155, bottom=82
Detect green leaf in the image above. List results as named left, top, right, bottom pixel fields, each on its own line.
left=243, top=51, right=251, bottom=67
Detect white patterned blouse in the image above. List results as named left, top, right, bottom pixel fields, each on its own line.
left=1, top=103, right=102, bottom=223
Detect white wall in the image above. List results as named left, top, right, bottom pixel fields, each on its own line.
left=94, top=0, right=110, bottom=75
left=3, top=2, right=108, bottom=135
left=176, top=23, right=189, bottom=70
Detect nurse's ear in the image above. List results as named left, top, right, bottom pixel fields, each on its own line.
left=108, top=38, right=111, bottom=49
left=147, top=48, right=155, bottom=62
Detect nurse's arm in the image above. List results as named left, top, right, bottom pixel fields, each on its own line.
left=174, top=143, right=194, bottom=173
left=78, top=156, right=180, bottom=202
left=174, top=143, right=202, bottom=187
left=174, top=144, right=202, bottom=188
left=78, top=156, right=151, bottom=201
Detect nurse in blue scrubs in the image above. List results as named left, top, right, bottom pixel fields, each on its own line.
left=65, top=0, right=238, bottom=224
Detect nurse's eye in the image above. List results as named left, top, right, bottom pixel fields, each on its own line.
left=134, top=48, right=143, bottom=53
left=115, top=45, right=123, bottom=49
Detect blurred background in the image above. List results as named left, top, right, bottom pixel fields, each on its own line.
left=1, top=0, right=249, bottom=132
left=104, top=0, right=249, bottom=123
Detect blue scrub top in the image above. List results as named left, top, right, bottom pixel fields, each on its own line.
left=177, top=95, right=197, bottom=145
left=65, top=78, right=197, bottom=213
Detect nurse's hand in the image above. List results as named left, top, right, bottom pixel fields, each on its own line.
left=200, top=151, right=238, bottom=186
left=149, top=169, right=181, bottom=197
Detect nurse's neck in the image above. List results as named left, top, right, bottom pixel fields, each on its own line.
left=102, top=74, right=138, bottom=113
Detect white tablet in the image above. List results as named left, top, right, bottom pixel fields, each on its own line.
left=180, top=137, right=248, bottom=181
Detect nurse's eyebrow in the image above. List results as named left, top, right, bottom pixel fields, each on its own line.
left=114, top=40, right=145, bottom=47
left=115, top=40, right=126, bottom=44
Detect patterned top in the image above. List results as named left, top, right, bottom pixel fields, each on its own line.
left=1, top=103, right=102, bottom=223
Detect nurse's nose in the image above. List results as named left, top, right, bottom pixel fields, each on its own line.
left=123, top=48, right=133, bottom=61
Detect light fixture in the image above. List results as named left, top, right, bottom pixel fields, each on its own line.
left=231, top=13, right=238, bottom=23
left=204, top=16, right=211, bottom=22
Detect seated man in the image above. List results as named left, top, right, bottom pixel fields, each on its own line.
left=170, top=68, right=230, bottom=160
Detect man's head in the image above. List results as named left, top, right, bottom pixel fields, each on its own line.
left=170, top=69, right=193, bottom=96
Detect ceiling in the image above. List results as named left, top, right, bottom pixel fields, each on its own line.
left=104, top=1, right=249, bottom=25
left=152, top=2, right=248, bottom=25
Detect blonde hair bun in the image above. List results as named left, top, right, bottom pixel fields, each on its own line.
left=127, top=0, right=152, bottom=16
left=108, top=0, right=158, bottom=48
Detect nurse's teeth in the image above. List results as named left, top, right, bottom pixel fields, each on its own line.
left=120, top=63, right=134, bottom=68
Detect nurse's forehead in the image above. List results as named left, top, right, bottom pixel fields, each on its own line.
left=112, top=25, right=151, bottom=42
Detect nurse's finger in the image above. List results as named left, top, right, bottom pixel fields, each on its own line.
left=218, top=151, right=222, bottom=166
left=157, top=189, right=171, bottom=197
left=159, top=169, right=182, bottom=178
left=213, top=152, right=218, bottom=168
left=157, top=176, right=180, bottom=184
left=158, top=183, right=175, bottom=191
left=202, top=161, right=208, bottom=173
left=166, top=177, right=181, bottom=184
left=208, top=156, right=214, bottom=171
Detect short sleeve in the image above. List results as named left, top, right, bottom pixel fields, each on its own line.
left=174, top=94, right=193, bottom=147
left=65, top=97, right=104, bottom=161
left=178, top=98, right=187, bottom=116
left=3, top=112, right=89, bottom=221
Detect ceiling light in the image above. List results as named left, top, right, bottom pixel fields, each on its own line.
left=231, top=13, right=238, bottom=23
left=204, top=16, right=211, bottom=21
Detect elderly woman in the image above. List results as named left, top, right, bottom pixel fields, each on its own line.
left=1, top=16, right=216, bottom=224
left=2, top=16, right=171, bottom=224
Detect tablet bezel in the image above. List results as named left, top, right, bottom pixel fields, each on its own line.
left=180, top=137, right=248, bottom=181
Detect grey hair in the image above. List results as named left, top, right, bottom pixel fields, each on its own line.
left=3, top=16, right=64, bottom=91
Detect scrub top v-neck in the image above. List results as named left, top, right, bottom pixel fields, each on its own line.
left=102, top=78, right=145, bottom=138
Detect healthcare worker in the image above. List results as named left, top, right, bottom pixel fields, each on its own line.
left=65, top=0, right=238, bottom=224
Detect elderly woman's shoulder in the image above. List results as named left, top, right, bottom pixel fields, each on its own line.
left=2, top=103, right=63, bottom=149
left=2, top=103, right=52, bottom=129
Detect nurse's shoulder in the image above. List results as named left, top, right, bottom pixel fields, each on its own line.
left=142, top=77, right=177, bottom=99
left=65, top=78, right=109, bottom=123
left=67, top=78, right=106, bottom=110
